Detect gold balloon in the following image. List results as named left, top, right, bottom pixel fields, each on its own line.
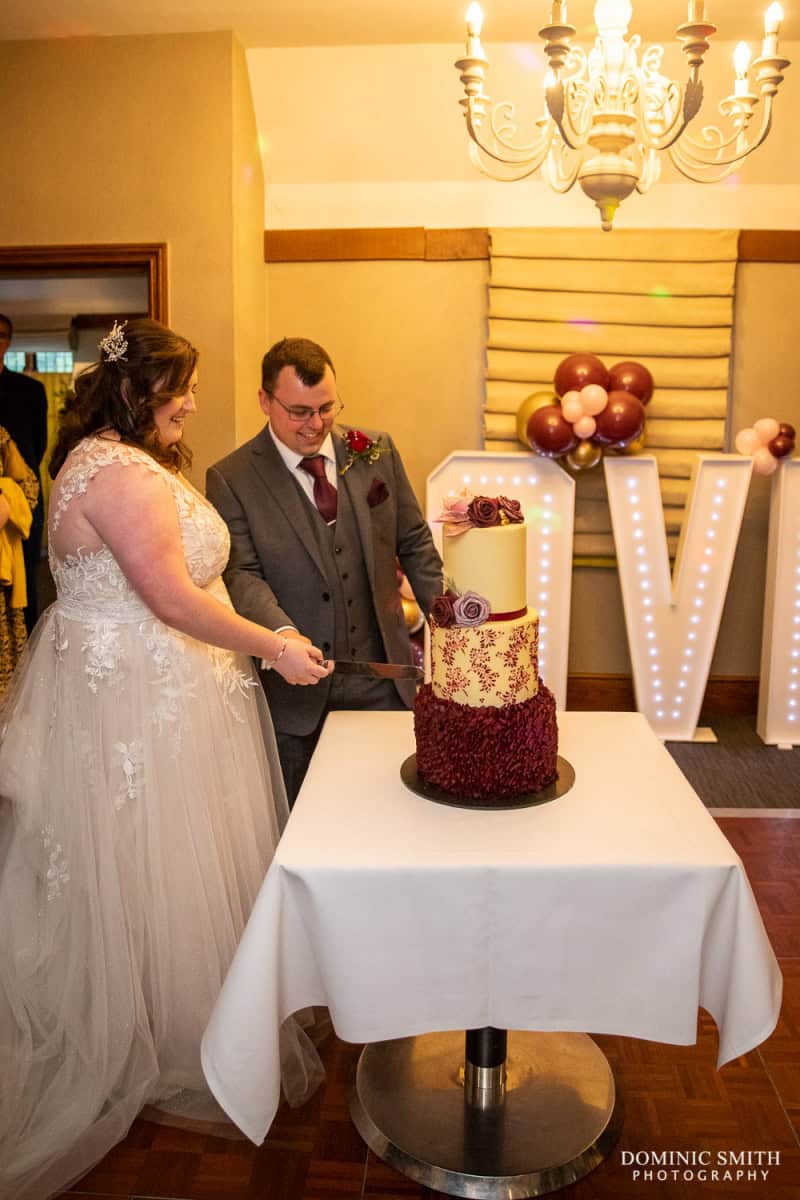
left=621, top=433, right=646, bottom=456
left=401, top=595, right=424, bottom=634
left=516, top=390, right=559, bottom=447
left=565, top=440, right=603, bottom=471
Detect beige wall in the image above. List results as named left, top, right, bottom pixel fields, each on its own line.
left=249, top=41, right=800, bottom=230
left=0, top=32, right=265, bottom=485
left=267, top=257, right=800, bottom=678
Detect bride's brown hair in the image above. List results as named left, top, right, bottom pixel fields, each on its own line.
left=49, top=318, right=198, bottom=478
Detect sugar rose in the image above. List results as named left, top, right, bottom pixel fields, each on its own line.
left=453, top=591, right=490, bottom=627
left=467, top=496, right=500, bottom=527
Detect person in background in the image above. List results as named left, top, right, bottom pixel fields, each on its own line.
left=206, top=336, right=443, bottom=806
left=0, top=423, right=38, bottom=694
left=0, top=319, right=328, bottom=1200
left=0, top=313, right=48, bottom=632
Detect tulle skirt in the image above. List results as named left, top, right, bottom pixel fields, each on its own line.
left=0, top=602, right=323, bottom=1200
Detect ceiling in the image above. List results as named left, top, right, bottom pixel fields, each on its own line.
left=5, top=0, right=797, bottom=47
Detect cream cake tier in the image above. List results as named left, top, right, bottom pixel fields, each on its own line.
left=444, top=521, right=526, bottom=616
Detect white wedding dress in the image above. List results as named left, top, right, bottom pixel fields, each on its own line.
left=0, top=437, right=323, bottom=1200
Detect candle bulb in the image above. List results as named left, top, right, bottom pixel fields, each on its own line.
left=762, top=2, right=783, bottom=56
left=733, top=41, right=751, bottom=95
left=688, top=0, right=706, bottom=21
left=551, top=0, right=566, bottom=23
left=466, top=2, right=483, bottom=37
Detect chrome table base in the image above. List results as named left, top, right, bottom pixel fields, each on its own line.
left=349, top=1030, right=622, bottom=1198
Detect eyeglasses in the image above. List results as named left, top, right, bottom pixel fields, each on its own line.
left=266, top=392, right=344, bottom=424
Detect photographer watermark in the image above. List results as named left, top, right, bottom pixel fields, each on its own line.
left=620, top=1149, right=781, bottom=1184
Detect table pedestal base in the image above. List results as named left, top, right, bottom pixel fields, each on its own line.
left=349, top=1030, right=622, bottom=1199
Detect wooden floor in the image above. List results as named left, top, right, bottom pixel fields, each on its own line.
left=59, top=814, right=800, bottom=1200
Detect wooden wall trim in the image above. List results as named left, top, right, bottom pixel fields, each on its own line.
left=0, top=243, right=168, bottom=322
left=738, top=230, right=800, bottom=262
left=567, top=674, right=759, bottom=716
left=265, top=227, right=489, bottom=262
left=264, top=227, right=800, bottom=264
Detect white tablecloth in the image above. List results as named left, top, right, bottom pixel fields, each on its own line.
left=201, top=711, right=782, bottom=1144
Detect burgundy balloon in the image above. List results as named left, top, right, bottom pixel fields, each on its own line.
left=607, top=360, right=654, bottom=405
left=592, top=391, right=646, bottom=447
left=768, top=433, right=795, bottom=459
left=778, top=423, right=796, bottom=440
left=554, top=353, right=609, bottom=397
left=526, top=405, right=578, bottom=458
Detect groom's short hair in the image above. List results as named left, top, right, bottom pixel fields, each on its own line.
left=261, top=337, right=335, bottom=394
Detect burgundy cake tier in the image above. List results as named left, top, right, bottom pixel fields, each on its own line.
left=413, top=680, right=558, bottom=801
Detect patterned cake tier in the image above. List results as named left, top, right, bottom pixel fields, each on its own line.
left=431, top=609, right=540, bottom=707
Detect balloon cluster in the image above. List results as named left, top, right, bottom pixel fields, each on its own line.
left=735, top=419, right=796, bottom=476
left=516, top=354, right=654, bottom=471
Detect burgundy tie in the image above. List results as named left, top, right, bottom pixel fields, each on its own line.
left=298, top=455, right=338, bottom=524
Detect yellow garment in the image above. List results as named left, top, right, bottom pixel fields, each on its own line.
left=0, top=477, right=33, bottom=609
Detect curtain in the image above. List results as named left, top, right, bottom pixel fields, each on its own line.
left=484, top=228, right=739, bottom=563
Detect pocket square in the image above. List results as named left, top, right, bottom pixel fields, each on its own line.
left=367, top=478, right=389, bottom=508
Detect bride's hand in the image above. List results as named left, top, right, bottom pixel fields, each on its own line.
left=274, top=638, right=333, bottom=686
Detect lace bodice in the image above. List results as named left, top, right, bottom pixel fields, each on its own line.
left=48, top=437, right=230, bottom=623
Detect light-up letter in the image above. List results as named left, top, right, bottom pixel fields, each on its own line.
left=427, top=451, right=575, bottom=708
left=757, top=458, right=800, bottom=748
left=605, top=455, right=752, bottom=741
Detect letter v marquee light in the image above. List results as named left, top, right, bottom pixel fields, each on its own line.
left=605, top=454, right=752, bottom=741
left=757, top=458, right=800, bottom=748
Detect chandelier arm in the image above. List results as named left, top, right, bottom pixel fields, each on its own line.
left=637, top=77, right=704, bottom=153
left=468, top=141, right=558, bottom=182
left=546, top=81, right=594, bottom=152
left=671, top=98, right=774, bottom=171
left=464, top=101, right=555, bottom=170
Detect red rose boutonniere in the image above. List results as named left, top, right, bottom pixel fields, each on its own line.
left=340, top=429, right=390, bottom=475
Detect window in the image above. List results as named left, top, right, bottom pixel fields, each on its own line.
left=3, top=352, right=26, bottom=372
left=36, top=352, right=74, bottom=373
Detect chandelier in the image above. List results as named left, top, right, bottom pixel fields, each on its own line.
left=455, top=1, right=791, bottom=229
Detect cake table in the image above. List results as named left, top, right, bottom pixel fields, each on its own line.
left=201, top=711, right=782, bottom=1197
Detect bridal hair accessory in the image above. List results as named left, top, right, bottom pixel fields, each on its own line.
left=99, top=320, right=129, bottom=364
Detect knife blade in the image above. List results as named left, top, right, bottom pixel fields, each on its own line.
left=324, top=659, right=424, bottom=682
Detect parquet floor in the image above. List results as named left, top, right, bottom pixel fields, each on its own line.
left=62, top=815, right=800, bottom=1200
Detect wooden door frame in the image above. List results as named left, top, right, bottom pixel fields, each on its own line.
left=0, top=242, right=168, bottom=321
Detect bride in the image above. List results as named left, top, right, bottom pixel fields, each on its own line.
left=0, top=319, right=328, bottom=1199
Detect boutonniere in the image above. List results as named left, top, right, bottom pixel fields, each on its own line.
left=340, top=428, right=391, bottom=475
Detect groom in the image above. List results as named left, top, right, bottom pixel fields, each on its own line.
left=206, top=337, right=443, bottom=805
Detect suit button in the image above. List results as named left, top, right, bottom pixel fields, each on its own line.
left=322, top=592, right=330, bottom=601
left=350, top=625, right=356, bottom=633
left=342, top=572, right=349, bottom=580
left=347, top=598, right=353, bottom=607
left=334, top=546, right=342, bottom=554
left=323, top=641, right=331, bottom=653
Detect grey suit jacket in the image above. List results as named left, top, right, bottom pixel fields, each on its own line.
left=206, top=424, right=443, bottom=735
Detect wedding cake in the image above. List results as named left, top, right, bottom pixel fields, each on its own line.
left=413, top=493, right=558, bottom=802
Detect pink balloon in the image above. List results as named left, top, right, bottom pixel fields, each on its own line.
left=561, top=391, right=583, bottom=423
left=735, top=428, right=760, bottom=456
left=579, top=384, right=608, bottom=416
left=573, top=414, right=597, bottom=439
left=753, top=446, right=778, bottom=475
left=754, top=417, right=780, bottom=444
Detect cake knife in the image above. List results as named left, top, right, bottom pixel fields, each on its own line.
left=324, top=659, right=424, bottom=682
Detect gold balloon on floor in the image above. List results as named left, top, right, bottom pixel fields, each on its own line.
left=565, top=440, right=603, bottom=470
left=516, top=391, right=558, bottom=447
